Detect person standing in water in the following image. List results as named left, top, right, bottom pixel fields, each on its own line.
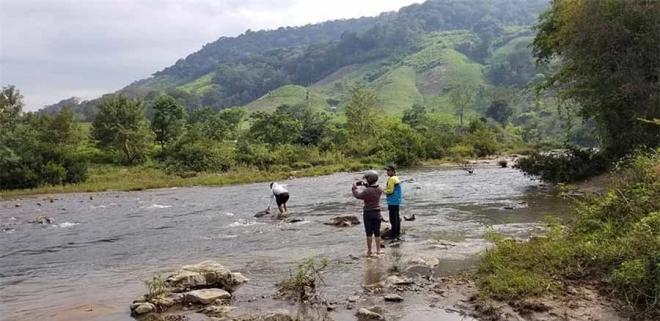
left=268, top=182, right=289, bottom=218
left=384, top=164, right=403, bottom=241
left=352, top=170, right=383, bottom=257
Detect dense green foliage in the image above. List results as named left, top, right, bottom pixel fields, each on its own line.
left=151, top=95, right=186, bottom=151
left=0, top=87, right=87, bottom=189
left=533, top=0, right=660, bottom=158
left=478, top=151, right=660, bottom=317
left=91, top=96, right=154, bottom=165
left=515, top=147, right=608, bottom=184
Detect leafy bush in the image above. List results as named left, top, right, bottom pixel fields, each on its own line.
left=515, top=147, right=609, bottom=183
left=42, top=161, right=66, bottom=185
left=292, top=161, right=313, bottom=169
left=166, top=128, right=234, bottom=173
left=144, top=274, right=168, bottom=300
left=0, top=110, right=89, bottom=189
left=236, top=140, right=274, bottom=169
left=467, top=118, right=500, bottom=157
left=376, top=121, right=425, bottom=167
left=449, top=144, right=474, bottom=159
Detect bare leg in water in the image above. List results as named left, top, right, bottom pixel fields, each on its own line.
left=375, top=237, right=383, bottom=255
left=366, top=237, right=373, bottom=257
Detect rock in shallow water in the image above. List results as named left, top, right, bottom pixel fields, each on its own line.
left=166, top=260, right=248, bottom=293
left=384, top=294, right=403, bottom=302
left=356, top=307, right=385, bottom=320
left=184, top=288, right=231, bottom=304
left=130, top=302, right=156, bottom=316
left=385, top=275, right=414, bottom=286
left=324, top=215, right=361, bottom=227
left=28, top=215, right=54, bottom=224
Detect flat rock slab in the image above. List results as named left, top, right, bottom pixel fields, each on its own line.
left=184, top=288, right=231, bottom=304
left=324, top=215, right=361, bottom=227
left=408, top=256, right=440, bottom=267
left=386, top=275, right=414, bottom=286
left=384, top=294, right=404, bottom=302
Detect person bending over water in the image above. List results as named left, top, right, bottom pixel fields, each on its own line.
left=268, top=182, right=289, bottom=218
left=352, top=170, right=383, bottom=257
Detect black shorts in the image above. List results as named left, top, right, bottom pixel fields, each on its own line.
left=363, top=209, right=382, bottom=237
left=275, top=193, right=289, bottom=207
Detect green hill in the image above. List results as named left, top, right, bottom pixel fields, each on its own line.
left=41, top=0, right=549, bottom=120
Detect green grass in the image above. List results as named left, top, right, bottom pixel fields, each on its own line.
left=243, top=85, right=330, bottom=113
left=0, top=161, right=376, bottom=199
left=441, top=49, right=486, bottom=88
left=133, top=75, right=178, bottom=91
left=373, top=66, right=424, bottom=114
left=404, top=31, right=476, bottom=72
left=488, top=36, right=534, bottom=65
left=178, top=73, right=216, bottom=95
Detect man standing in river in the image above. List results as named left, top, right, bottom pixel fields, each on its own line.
left=384, top=164, right=403, bottom=241
left=352, top=170, right=383, bottom=257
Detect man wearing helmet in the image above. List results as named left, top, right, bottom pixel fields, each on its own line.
left=352, top=170, right=383, bottom=257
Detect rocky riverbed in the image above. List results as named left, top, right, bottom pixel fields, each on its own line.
left=2, top=165, right=607, bottom=321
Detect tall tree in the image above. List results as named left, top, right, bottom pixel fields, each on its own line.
left=151, top=95, right=186, bottom=151
left=277, top=104, right=331, bottom=146
left=402, top=103, right=428, bottom=131
left=450, top=85, right=476, bottom=129
left=533, top=0, right=660, bottom=157
left=91, top=96, right=154, bottom=164
left=345, top=86, right=381, bottom=136
left=485, top=99, right=513, bottom=124
left=248, top=111, right=302, bottom=146
left=0, top=85, right=24, bottom=129
left=344, top=86, right=383, bottom=155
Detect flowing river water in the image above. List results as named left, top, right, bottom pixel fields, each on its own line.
left=0, top=165, right=570, bottom=321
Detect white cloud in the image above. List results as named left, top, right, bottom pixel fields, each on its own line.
left=0, top=0, right=423, bottom=110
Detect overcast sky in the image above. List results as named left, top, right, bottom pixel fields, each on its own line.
left=0, top=0, right=424, bottom=111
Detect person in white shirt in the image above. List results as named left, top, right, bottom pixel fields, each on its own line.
left=268, top=182, right=289, bottom=217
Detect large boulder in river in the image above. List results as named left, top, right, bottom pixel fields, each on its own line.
left=166, top=260, right=248, bottom=293
left=324, top=215, right=361, bottom=227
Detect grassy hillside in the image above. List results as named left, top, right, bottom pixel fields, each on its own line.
left=178, top=73, right=216, bottom=95
left=243, top=85, right=331, bottom=113
left=372, top=66, right=423, bottom=114
left=242, top=31, right=487, bottom=119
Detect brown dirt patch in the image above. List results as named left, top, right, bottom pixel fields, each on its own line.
left=417, top=65, right=447, bottom=96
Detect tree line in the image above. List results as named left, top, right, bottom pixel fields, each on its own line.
left=1, top=83, right=521, bottom=190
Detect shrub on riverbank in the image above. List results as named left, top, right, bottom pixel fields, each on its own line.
left=478, top=150, right=660, bottom=317
left=515, top=146, right=609, bottom=183
left=276, top=257, right=328, bottom=302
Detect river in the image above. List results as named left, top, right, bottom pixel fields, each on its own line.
left=0, top=165, right=569, bottom=321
